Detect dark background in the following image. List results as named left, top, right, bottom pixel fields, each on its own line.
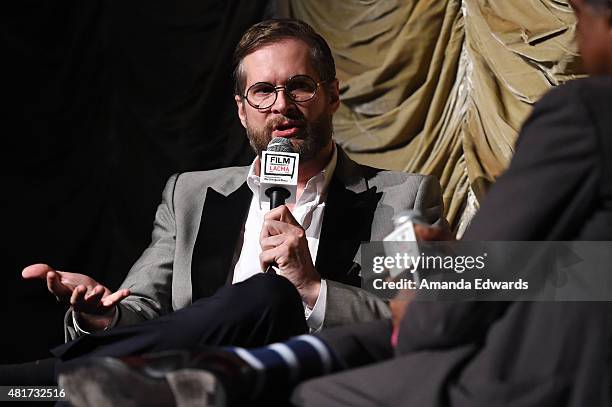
left=2, top=0, right=272, bottom=363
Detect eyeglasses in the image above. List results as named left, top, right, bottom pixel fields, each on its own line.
left=243, top=75, right=329, bottom=110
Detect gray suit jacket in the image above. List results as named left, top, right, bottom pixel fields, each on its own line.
left=65, top=146, right=446, bottom=341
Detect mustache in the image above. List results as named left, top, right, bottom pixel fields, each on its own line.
left=266, top=115, right=306, bottom=130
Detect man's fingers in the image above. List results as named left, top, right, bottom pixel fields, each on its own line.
left=70, top=285, right=87, bottom=307
left=264, top=205, right=300, bottom=226
left=261, top=219, right=303, bottom=240
left=101, top=289, right=131, bottom=307
left=71, top=285, right=103, bottom=314
left=46, top=272, right=73, bottom=300
left=260, top=219, right=288, bottom=239
left=84, top=286, right=105, bottom=304
left=22, top=263, right=55, bottom=279
left=259, top=247, right=282, bottom=271
left=68, top=285, right=128, bottom=314
left=390, top=298, right=411, bottom=328
left=260, top=234, right=286, bottom=251
left=279, top=209, right=299, bottom=226
left=28, top=269, right=116, bottom=313
left=264, top=205, right=290, bottom=221
left=46, top=272, right=55, bottom=292
left=414, top=224, right=454, bottom=241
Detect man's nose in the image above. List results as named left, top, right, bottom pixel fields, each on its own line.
left=271, top=88, right=294, bottom=114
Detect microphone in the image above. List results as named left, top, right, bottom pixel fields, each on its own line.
left=260, top=137, right=300, bottom=274
left=260, top=137, right=300, bottom=209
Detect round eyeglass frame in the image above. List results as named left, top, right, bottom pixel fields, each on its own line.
left=242, top=75, right=330, bottom=110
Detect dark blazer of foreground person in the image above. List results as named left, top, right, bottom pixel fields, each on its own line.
left=406, top=75, right=612, bottom=403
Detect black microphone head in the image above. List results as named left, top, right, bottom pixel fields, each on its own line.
left=266, top=137, right=295, bottom=153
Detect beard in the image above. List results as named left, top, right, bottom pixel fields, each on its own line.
left=245, top=109, right=333, bottom=161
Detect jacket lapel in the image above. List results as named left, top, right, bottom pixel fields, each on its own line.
left=191, top=182, right=252, bottom=300
left=315, top=149, right=382, bottom=287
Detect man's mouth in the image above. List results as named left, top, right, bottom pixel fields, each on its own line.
left=271, top=121, right=304, bottom=137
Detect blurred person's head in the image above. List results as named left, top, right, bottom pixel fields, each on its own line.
left=571, top=0, right=612, bottom=74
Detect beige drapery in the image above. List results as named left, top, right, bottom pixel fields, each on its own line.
left=279, top=0, right=583, bottom=236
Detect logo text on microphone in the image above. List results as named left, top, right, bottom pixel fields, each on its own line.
left=260, top=151, right=300, bottom=205
left=263, top=152, right=298, bottom=180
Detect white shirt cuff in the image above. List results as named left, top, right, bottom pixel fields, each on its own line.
left=304, top=279, right=327, bottom=332
left=72, top=306, right=119, bottom=336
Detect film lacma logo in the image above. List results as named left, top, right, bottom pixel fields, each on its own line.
left=263, top=152, right=298, bottom=178
left=260, top=150, right=300, bottom=205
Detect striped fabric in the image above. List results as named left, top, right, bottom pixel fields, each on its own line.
left=226, top=335, right=337, bottom=397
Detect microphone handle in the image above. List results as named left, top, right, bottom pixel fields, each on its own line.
left=268, top=187, right=290, bottom=209
left=265, top=187, right=291, bottom=274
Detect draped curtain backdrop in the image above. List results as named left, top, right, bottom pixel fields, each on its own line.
left=281, top=0, right=583, bottom=235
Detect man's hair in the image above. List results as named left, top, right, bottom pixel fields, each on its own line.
left=233, top=19, right=336, bottom=96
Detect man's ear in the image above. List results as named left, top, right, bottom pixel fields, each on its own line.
left=235, top=95, right=247, bottom=128
left=327, top=78, right=341, bottom=114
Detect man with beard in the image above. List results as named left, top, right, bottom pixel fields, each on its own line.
left=6, top=19, right=446, bottom=385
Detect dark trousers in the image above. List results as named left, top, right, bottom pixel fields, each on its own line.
left=2, top=273, right=307, bottom=385
left=55, top=273, right=307, bottom=361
